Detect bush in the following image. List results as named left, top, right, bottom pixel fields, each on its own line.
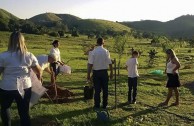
left=49, top=32, right=59, bottom=37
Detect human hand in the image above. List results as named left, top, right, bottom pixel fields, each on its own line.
left=109, top=72, right=113, bottom=80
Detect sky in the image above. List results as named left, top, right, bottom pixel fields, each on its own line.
left=1, top=0, right=194, bottom=22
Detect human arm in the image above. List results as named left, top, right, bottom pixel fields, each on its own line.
left=172, top=57, right=180, bottom=74
left=31, top=64, right=42, bottom=81
left=57, top=60, right=64, bottom=66
left=87, top=64, right=93, bottom=81
left=109, top=64, right=113, bottom=80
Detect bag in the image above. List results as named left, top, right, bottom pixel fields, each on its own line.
left=96, top=110, right=110, bottom=121
left=84, top=86, right=94, bottom=99
left=59, top=65, right=71, bottom=74
left=30, top=70, right=47, bottom=108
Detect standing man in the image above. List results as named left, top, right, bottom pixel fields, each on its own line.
left=87, top=38, right=113, bottom=109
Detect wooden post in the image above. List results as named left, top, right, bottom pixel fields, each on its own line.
left=114, top=58, right=117, bottom=109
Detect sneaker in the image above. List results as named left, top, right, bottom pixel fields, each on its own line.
left=132, top=101, right=136, bottom=104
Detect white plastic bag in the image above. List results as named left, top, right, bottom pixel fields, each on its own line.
left=30, top=70, right=47, bottom=108
left=59, top=65, right=71, bottom=75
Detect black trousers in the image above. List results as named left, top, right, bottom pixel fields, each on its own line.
left=93, top=70, right=109, bottom=108
left=0, top=88, right=31, bottom=126
left=128, top=77, right=137, bottom=102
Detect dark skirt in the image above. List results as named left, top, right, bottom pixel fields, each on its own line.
left=166, top=73, right=181, bottom=88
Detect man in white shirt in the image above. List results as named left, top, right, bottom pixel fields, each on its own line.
left=87, top=38, right=113, bottom=109
left=36, top=54, right=57, bottom=85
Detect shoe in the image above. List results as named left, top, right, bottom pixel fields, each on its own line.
left=158, top=102, right=168, bottom=107
left=132, top=101, right=136, bottom=104
left=171, top=102, right=179, bottom=106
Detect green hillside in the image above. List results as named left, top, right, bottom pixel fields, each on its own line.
left=73, top=19, right=131, bottom=33
left=56, top=14, right=81, bottom=24
left=121, top=15, right=194, bottom=38
left=0, top=8, right=19, bottom=21
left=29, top=13, right=62, bottom=22
left=28, top=13, right=131, bottom=34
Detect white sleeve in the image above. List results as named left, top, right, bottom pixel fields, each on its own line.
left=30, top=53, right=39, bottom=66
left=88, top=51, right=94, bottom=64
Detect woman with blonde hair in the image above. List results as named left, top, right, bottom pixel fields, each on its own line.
left=0, top=31, right=42, bottom=126
left=160, top=49, right=181, bottom=106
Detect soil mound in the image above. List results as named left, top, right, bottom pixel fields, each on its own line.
left=43, top=85, right=74, bottom=104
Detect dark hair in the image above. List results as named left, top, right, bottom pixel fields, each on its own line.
left=52, top=40, right=59, bottom=45
left=132, top=51, right=139, bottom=55
left=97, top=38, right=104, bottom=45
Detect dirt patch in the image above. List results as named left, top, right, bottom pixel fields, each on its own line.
left=43, top=85, right=74, bottom=104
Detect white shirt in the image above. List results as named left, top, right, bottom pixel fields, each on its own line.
left=0, top=51, right=38, bottom=90
left=166, top=57, right=179, bottom=74
left=50, top=47, right=61, bottom=61
left=36, top=55, right=49, bottom=70
left=89, top=46, right=112, bottom=70
left=88, top=51, right=93, bottom=63
left=126, top=58, right=139, bottom=78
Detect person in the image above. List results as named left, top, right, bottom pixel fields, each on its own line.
left=36, top=53, right=58, bottom=85
left=126, top=51, right=139, bottom=104
left=87, top=38, right=113, bottom=109
left=84, top=45, right=95, bottom=84
left=0, top=31, right=42, bottom=126
left=50, top=40, right=64, bottom=80
left=160, top=49, right=181, bottom=106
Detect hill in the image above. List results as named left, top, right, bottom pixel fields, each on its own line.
left=0, top=9, right=19, bottom=31
left=73, top=19, right=131, bottom=33
left=28, top=13, right=131, bottom=34
left=121, top=15, right=194, bottom=38
left=0, top=8, right=19, bottom=21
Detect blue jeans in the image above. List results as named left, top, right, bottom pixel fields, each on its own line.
left=93, top=70, right=109, bottom=108
left=128, top=77, right=137, bottom=102
left=0, top=88, right=31, bottom=126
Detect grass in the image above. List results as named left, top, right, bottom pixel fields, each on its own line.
left=0, top=31, right=194, bottom=126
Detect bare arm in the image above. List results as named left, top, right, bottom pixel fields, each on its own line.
left=172, top=58, right=180, bottom=73
left=87, top=64, right=93, bottom=81
left=31, top=65, right=42, bottom=80
left=57, top=61, right=64, bottom=66
left=109, top=64, right=113, bottom=80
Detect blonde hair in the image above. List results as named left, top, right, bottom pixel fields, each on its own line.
left=166, top=49, right=176, bottom=61
left=8, top=31, right=28, bottom=61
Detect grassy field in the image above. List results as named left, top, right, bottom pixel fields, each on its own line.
left=0, top=31, right=194, bottom=126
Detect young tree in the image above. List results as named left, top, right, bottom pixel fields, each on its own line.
left=113, top=35, right=127, bottom=76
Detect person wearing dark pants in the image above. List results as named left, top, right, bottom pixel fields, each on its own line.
left=126, top=51, right=139, bottom=104
left=0, top=88, right=31, bottom=126
left=0, top=32, right=42, bottom=126
left=93, top=70, right=109, bottom=108
left=87, top=38, right=113, bottom=109
left=128, top=77, right=137, bottom=103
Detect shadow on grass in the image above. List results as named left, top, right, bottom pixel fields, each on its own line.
left=183, top=81, right=194, bottom=95
left=29, top=107, right=105, bottom=126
